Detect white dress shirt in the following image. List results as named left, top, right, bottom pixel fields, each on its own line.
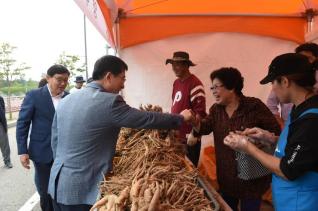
left=47, top=85, right=64, bottom=109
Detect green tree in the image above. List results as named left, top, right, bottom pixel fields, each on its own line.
left=56, top=52, right=86, bottom=77
left=0, top=42, right=30, bottom=119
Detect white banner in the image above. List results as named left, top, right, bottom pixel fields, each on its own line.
left=74, top=0, right=115, bottom=47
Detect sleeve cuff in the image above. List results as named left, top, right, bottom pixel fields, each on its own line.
left=17, top=145, right=28, bottom=155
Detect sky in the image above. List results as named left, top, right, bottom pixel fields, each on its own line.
left=0, top=0, right=113, bottom=82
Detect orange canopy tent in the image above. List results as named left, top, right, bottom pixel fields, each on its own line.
left=74, top=2, right=318, bottom=203
left=75, top=0, right=318, bottom=50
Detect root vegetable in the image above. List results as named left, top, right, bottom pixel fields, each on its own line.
left=130, top=201, right=138, bottom=211
left=144, top=188, right=153, bottom=203
left=90, top=196, right=108, bottom=211
left=148, top=181, right=160, bottom=211
left=95, top=105, right=217, bottom=211
left=130, top=178, right=144, bottom=200
left=115, top=186, right=130, bottom=205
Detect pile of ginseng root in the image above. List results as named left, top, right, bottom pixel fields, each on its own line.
left=91, top=105, right=219, bottom=211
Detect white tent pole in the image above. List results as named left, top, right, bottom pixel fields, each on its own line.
left=115, top=18, right=121, bottom=56
left=83, top=14, right=89, bottom=80
left=114, top=10, right=123, bottom=97
left=308, top=18, right=314, bottom=33
left=304, top=8, right=315, bottom=33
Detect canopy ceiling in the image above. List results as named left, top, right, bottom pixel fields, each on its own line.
left=75, top=0, right=318, bottom=49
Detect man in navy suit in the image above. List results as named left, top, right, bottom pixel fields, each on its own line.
left=48, top=55, right=193, bottom=211
left=16, top=64, right=70, bottom=211
left=0, top=95, right=12, bottom=168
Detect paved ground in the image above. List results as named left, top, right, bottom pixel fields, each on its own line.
left=0, top=127, right=40, bottom=211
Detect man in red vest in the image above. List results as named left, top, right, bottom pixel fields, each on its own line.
left=166, top=51, right=207, bottom=166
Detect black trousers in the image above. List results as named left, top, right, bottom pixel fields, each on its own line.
left=186, top=140, right=201, bottom=167
left=221, top=193, right=262, bottom=211
left=0, top=124, right=11, bottom=164
left=33, top=161, right=53, bottom=211
left=52, top=199, right=92, bottom=211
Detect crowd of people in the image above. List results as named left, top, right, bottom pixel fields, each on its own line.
left=0, top=43, right=317, bottom=211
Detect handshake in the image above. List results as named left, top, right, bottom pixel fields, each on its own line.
left=180, top=109, right=200, bottom=126
left=180, top=109, right=201, bottom=146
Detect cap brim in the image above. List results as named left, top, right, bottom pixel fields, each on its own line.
left=165, top=59, right=173, bottom=65
left=74, top=80, right=86, bottom=83
left=165, top=59, right=196, bottom=66
left=188, top=61, right=196, bottom=66
left=259, top=75, right=274, bottom=84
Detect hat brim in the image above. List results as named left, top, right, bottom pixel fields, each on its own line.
left=74, top=80, right=86, bottom=83
left=260, top=75, right=274, bottom=84
left=165, top=59, right=196, bottom=66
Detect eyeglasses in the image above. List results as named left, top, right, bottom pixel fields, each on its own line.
left=53, top=76, right=69, bottom=84
left=210, top=84, right=224, bottom=91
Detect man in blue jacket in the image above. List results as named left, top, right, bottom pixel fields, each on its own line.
left=16, top=64, right=70, bottom=211
left=0, top=95, right=12, bottom=168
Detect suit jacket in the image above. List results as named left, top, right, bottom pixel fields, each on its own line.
left=16, top=85, right=68, bottom=163
left=0, top=96, right=7, bottom=132
left=48, top=82, right=183, bottom=205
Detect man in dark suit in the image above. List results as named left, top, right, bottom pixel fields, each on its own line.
left=0, top=95, right=12, bottom=168
left=16, top=64, right=70, bottom=211
left=48, top=55, right=193, bottom=211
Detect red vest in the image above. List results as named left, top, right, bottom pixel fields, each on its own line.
left=171, top=74, right=206, bottom=140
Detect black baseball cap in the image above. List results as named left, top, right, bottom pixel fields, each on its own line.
left=260, top=53, right=312, bottom=84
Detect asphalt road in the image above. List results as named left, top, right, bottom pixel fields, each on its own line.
left=0, top=127, right=40, bottom=211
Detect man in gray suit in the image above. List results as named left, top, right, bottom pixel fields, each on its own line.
left=48, top=55, right=193, bottom=211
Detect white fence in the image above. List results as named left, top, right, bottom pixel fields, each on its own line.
left=3, top=96, right=24, bottom=113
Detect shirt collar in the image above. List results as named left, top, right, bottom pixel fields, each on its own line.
left=46, top=84, right=64, bottom=98
left=291, top=95, right=318, bottom=120
left=86, top=81, right=106, bottom=92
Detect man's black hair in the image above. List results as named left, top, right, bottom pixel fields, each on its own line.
left=38, top=78, right=48, bottom=88
left=92, top=55, right=128, bottom=80
left=47, top=64, right=70, bottom=77
left=295, top=42, right=318, bottom=57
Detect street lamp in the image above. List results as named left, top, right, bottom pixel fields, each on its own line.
left=83, top=14, right=88, bottom=80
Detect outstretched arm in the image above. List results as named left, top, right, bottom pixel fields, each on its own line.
left=111, top=95, right=184, bottom=130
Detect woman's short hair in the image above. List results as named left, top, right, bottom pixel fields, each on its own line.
left=210, top=67, right=244, bottom=95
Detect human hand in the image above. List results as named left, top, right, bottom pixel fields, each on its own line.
left=180, top=109, right=195, bottom=123
left=224, top=133, right=250, bottom=152
left=241, top=127, right=276, bottom=143
left=20, top=154, right=30, bottom=169
left=186, top=131, right=199, bottom=146
left=193, top=113, right=201, bottom=128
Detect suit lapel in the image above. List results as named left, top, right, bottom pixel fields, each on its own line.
left=62, top=91, right=69, bottom=98
left=42, top=86, right=55, bottom=114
